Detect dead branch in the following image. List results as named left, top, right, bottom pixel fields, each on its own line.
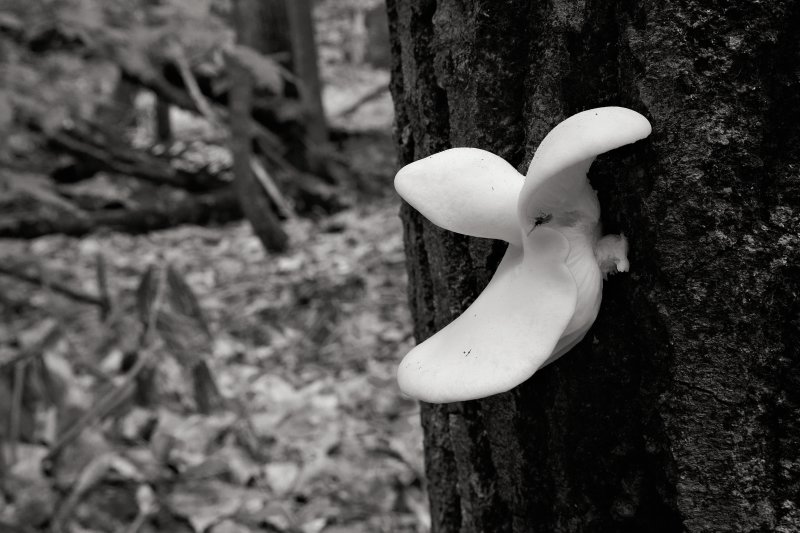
left=47, top=125, right=226, bottom=192
left=0, top=262, right=105, bottom=308
left=170, top=43, right=219, bottom=125
left=1, top=169, right=89, bottom=218
left=0, top=187, right=241, bottom=239
left=251, top=156, right=296, bottom=219
left=334, top=83, right=389, bottom=118
left=94, top=252, right=113, bottom=320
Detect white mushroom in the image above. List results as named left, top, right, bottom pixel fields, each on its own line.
left=395, top=107, right=652, bottom=403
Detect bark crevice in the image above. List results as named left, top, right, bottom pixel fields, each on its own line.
left=390, top=1, right=799, bottom=531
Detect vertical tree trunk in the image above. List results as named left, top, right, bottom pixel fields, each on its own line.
left=286, top=0, right=328, bottom=148
left=388, top=1, right=800, bottom=532
left=230, top=0, right=288, bottom=253
left=154, top=97, right=171, bottom=144
left=98, top=77, right=138, bottom=134
left=250, top=0, right=324, bottom=176
left=254, top=0, right=292, bottom=58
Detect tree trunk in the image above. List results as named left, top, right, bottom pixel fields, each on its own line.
left=387, top=1, right=800, bottom=532
left=254, top=0, right=292, bottom=58
left=254, top=0, right=328, bottom=177
left=155, top=97, right=172, bottom=144
left=286, top=0, right=328, bottom=148
left=230, top=0, right=288, bottom=253
left=96, top=76, right=138, bottom=134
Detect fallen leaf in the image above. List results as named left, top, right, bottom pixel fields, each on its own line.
left=167, top=480, right=248, bottom=533
left=263, top=461, right=300, bottom=496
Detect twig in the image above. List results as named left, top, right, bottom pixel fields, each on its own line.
left=0, top=262, right=104, bottom=308
left=51, top=453, right=119, bottom=533
left=334, top=84, right=388, bottom=118
left=2, top=322, right=59, bottom=461
left=45, top=268, right=168, bottom=463
left=45, top=374, right=138, bottom=464
left=122, top=41, right=289, bottom=159
left=0, top=320, right=61, bottom=370
left=172, top=42, right=308, bottom=190
left=250, top=157, right=296, bottom=219
left=173, top=42, right=303, bottom=222
left=122, top=511, right=150, bottom=533
left=158, top=43, right=321, bottom=213
left=0, top=438, right=7, bottom=493
left=94, top=251, right=113, bottom=320
left=249, top=119, right=285, bottom=154
left=0, top=170, right=88, bottom=218
left=9, top=359, right=25, bottom=463
left=175, top=42, right=303, bottom=195
left=252, top=129, right=301, bottom=177
left=170, top=43, right=219, bottom=124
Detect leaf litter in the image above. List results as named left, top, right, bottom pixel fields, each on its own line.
left=0, top=197, right=426, bottom=533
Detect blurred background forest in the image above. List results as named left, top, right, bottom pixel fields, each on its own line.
left=0, top=0, right=426, bottom=532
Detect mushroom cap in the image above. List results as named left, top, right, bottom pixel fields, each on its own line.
left=397, top=227, right=577, bottom=403
left=394, top=106, right=651, bottom=403
left=395, top=148, right=524, bottom=246
left=518, top=107, right=652, bottom=229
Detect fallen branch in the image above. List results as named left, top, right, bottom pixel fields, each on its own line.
left=170, top=43, right=219, bottom=125
left=252, top=134, right=342, bottom=214
left=48, top=125, right=226, bottom=192
left=107, top=48, right=337, bottom=214
left=0, top=187, right=242, bottom=239
left=12, top=21, right=342, bottom=223
left=1, top=169, right=89, bottom=218
left=94, top=252, right=113, bottom=320
left=250, top=157, right=296, bottom=219
left=0, top=263, right=105, bottom=307
left=334, top=84, right=389, bottom=118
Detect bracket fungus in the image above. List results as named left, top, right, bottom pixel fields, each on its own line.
left=395, top=107, right=652, bottom=403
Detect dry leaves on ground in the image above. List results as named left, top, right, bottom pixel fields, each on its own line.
left=0, top=199, right=427, bottom=533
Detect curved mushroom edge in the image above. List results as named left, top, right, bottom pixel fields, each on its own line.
left=395, top=106, right=651, bottom=403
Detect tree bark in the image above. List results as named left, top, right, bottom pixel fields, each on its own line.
left=254, top=0, right=292, bottom=58
left=286, top=0, right=328, bottom=148
left=252, top=0, right=328, bottom=177
left=155, top=97, right=172, bottom=144
left=96, top=76, right=138, bottom=134
left=230, top=0, right=288, bottom=253
left=388, top=1, right=800, bottom=532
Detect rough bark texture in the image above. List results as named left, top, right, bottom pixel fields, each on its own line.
left=387, top=1, right=800, bottom=532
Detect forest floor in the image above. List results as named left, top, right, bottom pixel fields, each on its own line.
left=1, top=183, right=425, bottom=533
left=0, top=2, right=428, bottom=530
